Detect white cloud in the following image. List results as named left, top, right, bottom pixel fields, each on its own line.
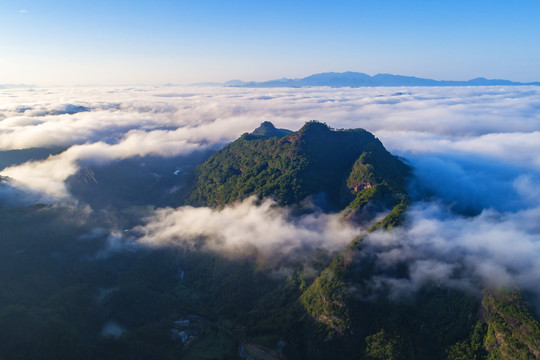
left=378, top=130, right=540, bottom=170
left=135, top=197, right=362, bottom=264
left=1, top=129, right=206, bottom=199
left=364, top=200, right=540, bottom=301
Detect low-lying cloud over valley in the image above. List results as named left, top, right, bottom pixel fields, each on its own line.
left=2, top=85, right=540, bottom=299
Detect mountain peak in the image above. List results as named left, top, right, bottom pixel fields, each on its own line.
left=250, top=121, right=292, bottom=139
left=187, top=121, right=409, bottom=213
left=252, top=121, right=277, bottom=133
left=297, top=120, right=332, bottom=138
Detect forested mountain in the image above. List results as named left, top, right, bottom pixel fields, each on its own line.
left=188, top=121, right=409, bottom=227
left=0, top=122, right=539, bottom=360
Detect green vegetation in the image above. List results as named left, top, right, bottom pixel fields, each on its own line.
left=444, top=289, right=540, bottom=360
left=482, top=290, right=540, bottom=359
left=249, top=121, right=292, bottom=139
left=365, top=329, right=407, bottom=360
left=369, top=199, right=409, bottom=231
left=300, top=255, right=352, bottom=336
left=187, top=121, right=410, bottom=214
left=446, top=321, right=488, bottom=360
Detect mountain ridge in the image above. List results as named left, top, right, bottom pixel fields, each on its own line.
left=219, top=71, right=540, bottom=88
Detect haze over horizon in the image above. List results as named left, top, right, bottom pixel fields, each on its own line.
left=1, top=0, right=540, bottom=86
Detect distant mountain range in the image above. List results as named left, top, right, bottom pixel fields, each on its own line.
left=212, top=72, right=540, bottom=88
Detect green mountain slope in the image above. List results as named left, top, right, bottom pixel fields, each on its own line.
left=482, top=290, right=540, bottom=359
left=187, top=121, right=409, bottom=222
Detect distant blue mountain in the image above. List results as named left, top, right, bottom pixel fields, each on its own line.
left=224, top=72, right=540, bottom=88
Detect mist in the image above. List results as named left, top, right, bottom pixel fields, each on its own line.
left=135, top=197, right=362, bottom=264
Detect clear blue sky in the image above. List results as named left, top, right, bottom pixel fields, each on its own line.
left=1, top=0, right=539, bottom=85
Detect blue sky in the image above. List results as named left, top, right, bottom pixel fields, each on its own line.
left=1, top=0, right=539, bottom=85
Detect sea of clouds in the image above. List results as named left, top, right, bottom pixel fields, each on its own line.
left=1, top=85, right=540, bottom=298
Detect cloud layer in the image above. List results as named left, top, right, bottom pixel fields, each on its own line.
left=2, top=85, right=540, bottom=299
left=2, top=85, right=540, bottom=199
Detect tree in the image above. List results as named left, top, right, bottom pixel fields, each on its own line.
left=365, top=329, right=407, bottom=360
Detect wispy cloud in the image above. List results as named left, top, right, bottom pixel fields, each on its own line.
left=135, top=197, right=362, bottom=265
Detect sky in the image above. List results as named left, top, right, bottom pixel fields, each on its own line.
left=1, top=0, right=540, bottom=85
